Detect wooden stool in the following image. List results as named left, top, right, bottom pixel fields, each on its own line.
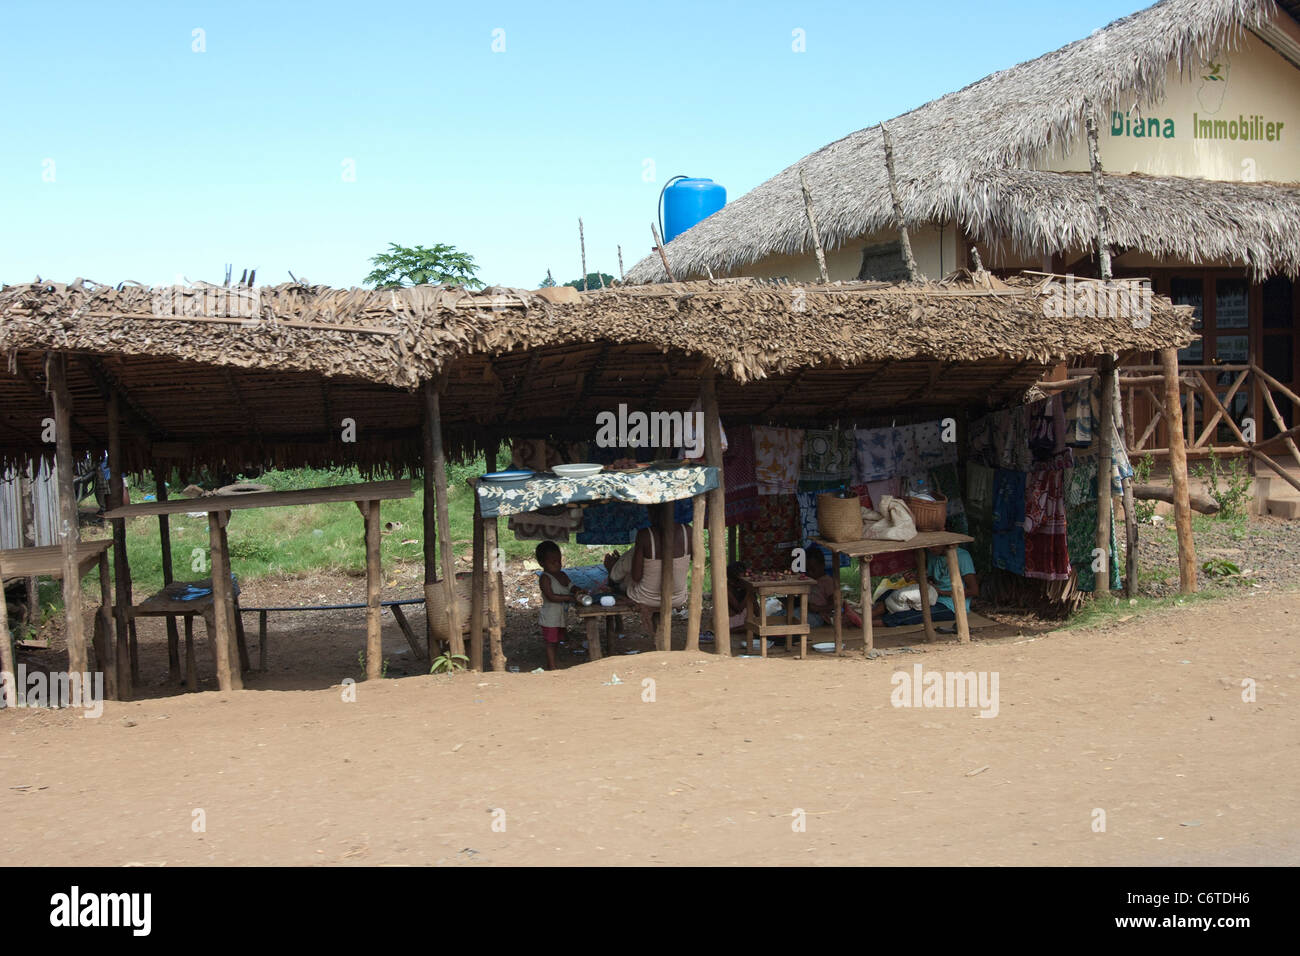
left=574, top=595, right=633, bottom=661
left=740, top=575, right=814, bottom=658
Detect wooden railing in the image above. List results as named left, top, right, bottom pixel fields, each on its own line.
left=1111, top=363, right=1300, bottom=493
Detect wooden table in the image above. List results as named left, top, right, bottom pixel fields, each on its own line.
left=739, top=574, right=814, bottom=659
left=129, top=579, right=247, bottom=692
left=574, top=595, right=632, bottom=661
left=105, top=480, right=412, bottom=691
left=812, top=531, right=975, bottom=655
left=0, top=542, right=114, bottom=697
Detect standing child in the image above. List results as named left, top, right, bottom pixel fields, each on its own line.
left=536, top=540, right=585, bottom=670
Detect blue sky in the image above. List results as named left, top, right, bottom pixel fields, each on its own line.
left=1, top=0, right=1144, bottom=289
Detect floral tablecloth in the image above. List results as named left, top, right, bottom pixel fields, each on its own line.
left=475, top=466, right=719, bottom=518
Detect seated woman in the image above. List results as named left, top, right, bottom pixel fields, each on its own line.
left=603, top=503, right=692, bottom=633
left=872, top=545, right=978, bottom=628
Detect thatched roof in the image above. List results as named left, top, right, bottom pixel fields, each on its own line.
left=0, top=273, right=1194, bottom=472
left=626, top=0, right=1300, bottom=283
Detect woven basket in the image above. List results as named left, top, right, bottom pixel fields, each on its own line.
left=905, top=493, right=948, bottom=532
left=817, top=492, right=864, bottom=542
left=427, top=571, right=502, bottom=642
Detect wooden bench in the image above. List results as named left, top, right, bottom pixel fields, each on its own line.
left=237, top=597, right=429, bottom=668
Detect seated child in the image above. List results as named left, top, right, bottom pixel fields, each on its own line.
left=726, top=560, right=749, bottom=632
left=788, top=548, right=836, bottom=629
left=536, top=540, right=587, bottom=670
left=873, top=545, right=978, bottom=627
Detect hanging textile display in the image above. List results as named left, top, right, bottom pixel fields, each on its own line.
left=739, top=493, right=800, bottom=572
left=991, top=468, right=1027, bottom=575
left=723, top=425, right=760, bottom=526
left=1023, top=452, right=1072, bottom=581
left=753, top=425, right=804, bottom=495
left=800, top=428, right=853, bottom=484
left=1064, top=449, right=1122, bottom=591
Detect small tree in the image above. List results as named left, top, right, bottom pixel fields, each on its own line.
left=564, top=272, right=614, bottom=291
left=364, top=242, right=483, bottom=289
left=539, top=269, right=557, bottom=288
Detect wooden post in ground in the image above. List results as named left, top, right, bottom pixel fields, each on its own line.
left=469, top=500, right=485, bottom=673
left=18, top=469, right=38, bottom=631
left=422, top=388, right=439, bottom=656
left=701, top=370, right=730, bottom=656
left=153, top=465, right=182, bottom=682
left=424, top=379, right=464, bottom=659
left=106, top=394, right=137, bottom=695
left=206, top=510, right=241, bottom=691
left=362, top=499, right=382, bottom=680
left=685, top=494, right=706, bottom=651
left=1095, top=356, right=1115, bottom=596
left=1162, top=348, right=1198, bottom=593
left=484, top=517, right=505, bottom=670
left=0, top=558, right=14, bottom=708
left=95, top=551, right=115, bottom=700
left=657, top=502, right=674, bottom=652
left=48, top=354, right=89, bottom=679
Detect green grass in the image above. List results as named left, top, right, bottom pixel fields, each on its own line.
left=1062, top=586, right=1242, bottom=631
left=78, top=460, right=690, bottom=599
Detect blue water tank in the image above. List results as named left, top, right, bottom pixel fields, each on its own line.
left=663, top=178, right=726, bottom=242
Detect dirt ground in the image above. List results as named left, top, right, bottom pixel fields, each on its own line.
left=2, top=570, right=1297, bottom=866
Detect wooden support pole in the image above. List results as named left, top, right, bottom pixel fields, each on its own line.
left=1112, top=370, right=1139, bottom=599
left=96, top=551, right=116, bottom=699
left=48, top=354, right=89, bottom=679
left=153, top=465, right=181, bottom=682
left=879, top=122, right=920, bottom=282
left=650, top=223, right=677, bottom=283
left=685, top=494, right=706, bottom=651
left=945, top=545, right=971, bottom=643
left=1133, top=484, right=1219, bottom=515
left=363, top=499, right=382, bottom=680
left=425, top=379, right=465, bottom=659
left=797, top=167, right=830, bottom=284
left=657, top=502, right=674, bottom=652
left=18, top=469, right=38, bottom=631
left=1161, top=348, right=1197, bottom=593
left=701, top=371, right=730, bottom=656
left=0, top=560, right=14, bottom=708
left=1095, top=357, right=1115, bottom=596
left=206, top=510, right=241, bottom=690
left=578, top=217, right=588, bottom=290
left=257, top=610, right=268, bottom=671
left=1082, top=98, right=1114, bottom=281
left=469, top=501, right=486, bottom=673
left=107, top=394, right=137, bottom=694
left=484, top=517, right=505, bottom=671
left=422, top=388, right=439, bottom=655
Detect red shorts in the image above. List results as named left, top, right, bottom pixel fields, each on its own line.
left=541, top=626, right=564, bottom=644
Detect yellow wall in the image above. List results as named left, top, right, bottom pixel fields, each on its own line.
left=738, top=224, right=959, bottom=282
left=1043, top=25, right=1300, bottom=182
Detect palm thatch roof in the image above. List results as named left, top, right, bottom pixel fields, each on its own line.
left=626, top=0, right=1300, bottom=283
left=0, top=273, right=1194, bottom=472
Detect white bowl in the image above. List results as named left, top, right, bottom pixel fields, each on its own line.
left=552, top=463, right=602, bottom=478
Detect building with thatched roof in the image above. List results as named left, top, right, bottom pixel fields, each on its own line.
left=626, top=0, right=1300, bottom=505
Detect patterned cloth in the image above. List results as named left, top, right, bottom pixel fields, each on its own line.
left=476, top=465, right=719, bottom=517
left=509, top=505, right=583, bottom=542
left=1065, top=450, right=1122, bottom=592
left=913, top=419, right=959, bottom=468
left=576, top=501, right=649, bottom=545
left=723, top=425, right=760, bottom=526
left=852, top=427, right=902, bottom=483
left=928, top=463, right=968, bottom=535
left=967, top=414, right=996, bottom=467
left=800, top=429, right=853, bottom=484
left=739, top=493, right=800, bottom=572
left=991, top=468, right=1027, bottom=575
left=1023, top=453, right=1071, bottom=581
left=753, top=426, right=804, bottom=496
left=993, top=406, right=1033, bottom=471
left=893, top=424, right=925, bottom=478
left=1062, top=380, right=1096, bottom=448
left=964, top=462, right=996, bottom=573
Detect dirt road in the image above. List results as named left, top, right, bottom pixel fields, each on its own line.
left=2, top=591, right=1297, bottom=866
